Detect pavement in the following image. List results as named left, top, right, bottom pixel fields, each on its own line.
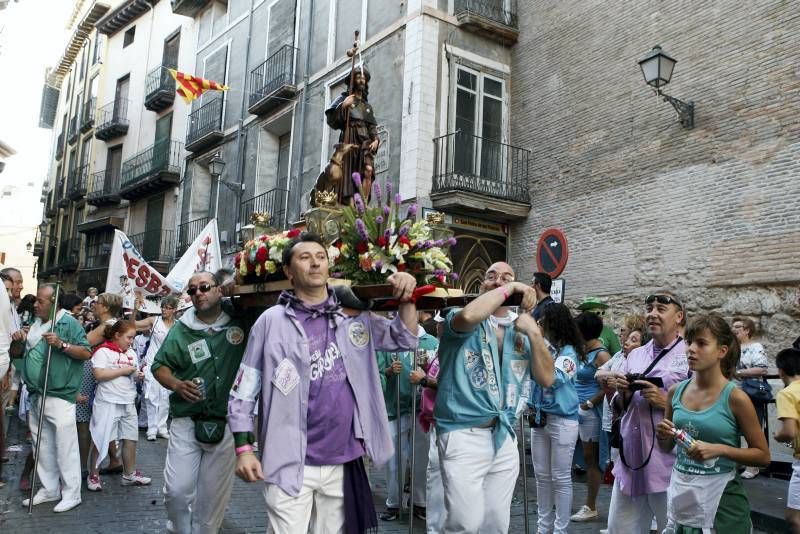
left=0, top=407, right=786, bottom=533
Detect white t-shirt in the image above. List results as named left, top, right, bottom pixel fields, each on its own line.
left=92, top=346, right=139, bottom=404
left=599, top=350, right=627, bottom=432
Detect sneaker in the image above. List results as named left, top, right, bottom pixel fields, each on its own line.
left=87, top=474, right=102, bottom=491
left=22, top=490, right=60, bottom=507
left=157, top=430, right=169, bottom=439
left=571, top=505, right=598, bottom=522
left=53, top=498, right=81, bottom=513
left=146, top=434, right=157, bottom=441
left=379, top=508, right=400, bottom=521
left=600, top=530, right=609, bottom=534
left=741, top=466, right=759, bottom=479
left=121, top=470, right=152, bottom=486
left=413, top=505, right=427, bottom=521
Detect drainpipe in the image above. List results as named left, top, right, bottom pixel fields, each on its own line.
left=293, top=0, right=315, bottom=226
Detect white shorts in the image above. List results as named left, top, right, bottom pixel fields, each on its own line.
left=578, top=406, right=601, bottom=442
left=788, top=460, right=800, bottom=510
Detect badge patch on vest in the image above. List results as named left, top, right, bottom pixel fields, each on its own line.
left=470, top=365, right=488, bottom=389
left=231, top=366, right=261, bottom=401
left=272, top=358, right=300, bottom=396
left=514, top=333, right=526, bottom=354
left=348, top=321, right=369, bottom=348
left=555, top=355, right=577, bottom=378
left=226, top=326, right=245, bottom=345
left=510, top=360, right=529, bottom=382
left=188, top=339, right=212, bottom=364
left=464, top=350, right=480, bottom=370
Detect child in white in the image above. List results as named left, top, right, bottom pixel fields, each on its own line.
left=87, top=320, right=151, bottom=490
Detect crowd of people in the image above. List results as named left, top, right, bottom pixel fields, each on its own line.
left=1, top=234, right=800, bottom=533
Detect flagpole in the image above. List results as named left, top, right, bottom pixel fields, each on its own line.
left=28, top=282, right=61, bottom=514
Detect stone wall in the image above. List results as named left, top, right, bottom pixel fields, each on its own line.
left=509, top=0, right=800, bottom=358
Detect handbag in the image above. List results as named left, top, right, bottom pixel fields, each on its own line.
left=740, top=377, right=773, bottom=402
left=193, top=415, right=227, bottom=444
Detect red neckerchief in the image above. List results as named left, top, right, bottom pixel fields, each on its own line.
left=92, top=340, right=124, bottom=355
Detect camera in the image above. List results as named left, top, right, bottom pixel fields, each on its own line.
left=626, top=373, right=664, bottom=391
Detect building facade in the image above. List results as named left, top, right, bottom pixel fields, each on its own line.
left=509, top=0, right=800, bottom=354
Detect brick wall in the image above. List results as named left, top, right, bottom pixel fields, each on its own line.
left=509, top=0, right=800, bottom=356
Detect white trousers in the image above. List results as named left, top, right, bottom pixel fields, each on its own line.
left=145, top=372, right=170, bottom=437
left=531, top=415, right=580, bottom=534
left=386, top=413, right=428, bottom=508
left=426, top=429, right=446, bottom=534
left=29, top=395, right=81, bottom=503
left=607, top=478, right=667, bottom=534
left=163, top=417, right=236, bottom=534
left=438, top=427, right=519, bottom=533
left=264, top=464, right=345, bottom=534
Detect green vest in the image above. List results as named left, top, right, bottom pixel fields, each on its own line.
left=377, top=332, right=439, bottom=420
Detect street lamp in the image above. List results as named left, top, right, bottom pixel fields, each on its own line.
left=638, top=45, right=694, bottom=129
left=26, top=242, right=32, bottom=253
left=210, top=153, right=226, bottom=220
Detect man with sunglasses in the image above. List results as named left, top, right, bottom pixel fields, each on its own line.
left=606, top=291, right=688, bottom=534
left=229, top=232, right=419, bottom=533
left=434, top=262, right=555, bottom=533
left=151, top=271, right=248, bottom=534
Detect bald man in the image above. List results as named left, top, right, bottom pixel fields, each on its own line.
left=434, top=262, right=555, bottom=533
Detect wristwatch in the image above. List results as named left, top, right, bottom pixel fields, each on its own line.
left=61, top=342, right=70, bottom=352
left=420, top=377, right=429, bottom=388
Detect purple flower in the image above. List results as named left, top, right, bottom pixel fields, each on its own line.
left=374, top=260, right=383, bottom=270
left=356, top=218, right=369, bottom=240
left=385, top=182, right=392, bottom=203
left=448, top=237, right=457, bottom=246
left=406, top=204, right=418, bottom=220
left=352, top=172, right=362, bottom=189
left=394, top=193, right=402, bottom=206
left=354, top=193, right=365, bottom=215
left=434, top=269, right=445, bottom=276
left=383, top=205, right=390, bottom=217
left=375, top=216, right=384, bottom=225
left=398, top=225, right=409, bottom=236
left=384, top=229, right=392, bottom=241
left=374, top=182, right=382, bottom=205
left=423, top=240, right=433, bottom=249
left=450, top=272, right=460, bottom=281
left=331, top=272, right=343, bottom=278
left=434, top=239, right=444, bottom=248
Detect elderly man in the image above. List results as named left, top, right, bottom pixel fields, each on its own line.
left=152, top=271, right=248, bottom=534
left=18, top=284, right=91, bottom=512
left=435, top=262, right=555, bottom=533
left=230, top=232, right=419, bottom=533
left=607, top=291, right=688, bottom=533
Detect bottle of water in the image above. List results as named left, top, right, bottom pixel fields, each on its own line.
left=672, top=427, right=716, bottom=468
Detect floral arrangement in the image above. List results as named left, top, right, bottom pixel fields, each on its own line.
left=329, top=174, right=459, bottom=286
left=234, top=228, right=301, bottom=282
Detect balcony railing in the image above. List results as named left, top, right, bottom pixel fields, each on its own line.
left=176, top=216, right=210, bottom=258
left=119, top=139, right=182, bottom=200
left=57, top=236, right=81, bottom=272
left=80, top=97, right=96, bottom=133
left=68, top=115, right=79, bottom=144
left=454, top=0, right=519, bottom=42
left=144, top=65, right=175, bottom=112
left=33, top=230, right=45, bottom=256
left=248, top=45, right=297, bottom=115
left=57, top=178, right=71, bottom=208
left=84, top=240, right=113, bottom=269
left=186, top=97, right=224, bottom=152
left=68, top=164, right=89, bottom=200
left=55, top=132, right=64, bottom=160
left=95, top=98, right=129, bottom=141
left=432, top=131, right=530, bottom=215
left=129, top=229, right=175, bottom=264
left=239, top=188, right=288, bottom=230
left=87, top=169, right=121, bottom=206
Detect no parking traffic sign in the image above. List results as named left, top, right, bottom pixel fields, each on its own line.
left=536, top=228, right=568, bottom=278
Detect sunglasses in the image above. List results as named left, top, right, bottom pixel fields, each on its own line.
left=645, top=294, right=682, bottom=309
left=187, top=283, right=217, bottom=296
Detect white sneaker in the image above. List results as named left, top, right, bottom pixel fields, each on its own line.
left=87, top=474, right=102, bottom=491
left=22, top=490, right=61, bottom=507
left=54, top=498, right=81, bottom=513
left=121, top=470, right=152, bottom=486
left=146, top=434, right=157, bottom=441
left=570, top=505, right=598, bottom=522
left=741, top=466, right=759, bottom=479
left=157, top=430, right=169, bottom=439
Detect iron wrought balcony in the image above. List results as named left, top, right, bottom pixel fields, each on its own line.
left=239, top=188, right=288, bottom=230
left=67, top=115, right=79, bottom=144
left=95, top=98, right=129, bottom=141
left=186, top=97, right=224, bottom=153
left=128, top=228, right=176, bottom=265
left=68, top=164, right=89, bottom=200
left=119, top=139, right=182, bottom=200
left=454, top=0, right=519, bottom=43
left=32, top=230, right=45, bottom=256
left=80, top=97, right=96, bottom=133
left=83, top=240, right=114, bottom=270
left=57, top=178, right=71, bottom=208
left=56, top=236, right=81, bottom=272
left=176, top=216, right=210, bottom=258
left=55, top=132, right=64, bottom=160
left=431, top=131, right=530, bottom=221
left=87, top=169, right=121, bottom=207
left=170, top=0, right=211, bottom=17
left=144, top=65, right=175, bottom=112
left=248, top=45, right=297, bottom=116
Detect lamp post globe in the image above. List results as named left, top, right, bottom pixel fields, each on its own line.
left=638, top=45, right=677, bottom=89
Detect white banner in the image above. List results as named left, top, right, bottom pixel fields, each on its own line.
left=166, top=218, right=222, bottom=292
left=105, top=230, right=179, bottom=314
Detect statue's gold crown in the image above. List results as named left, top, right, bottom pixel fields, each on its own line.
left=426, top=212, right=445, bottom=224
left=250, top=212, right=272, bottom=225
left=315, top=190, right=338, bottom=207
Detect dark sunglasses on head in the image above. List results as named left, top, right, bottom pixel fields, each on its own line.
left=187, top=283, right=217, bottom=296
left=645, top=294, right=682, bottom=309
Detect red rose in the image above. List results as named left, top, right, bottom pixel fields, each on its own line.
left=356, top=241, right=369, bottom=254
left=397, top=263, right=406, bottom=272
left=234, top=252, right=241, bottom=265
left=260, top=235, right=268, bottom=242
left=335, top=241, right=343, bottom=249
left=287, top=228, right=301, bottom=238
left=255, top=247, right=268, bottom=263
left=377, top=236, right=387, bottom=247
left=399, top=236, right=411, bottom=246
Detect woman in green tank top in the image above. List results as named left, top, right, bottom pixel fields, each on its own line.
left=656, top=314, right=770, bottom=533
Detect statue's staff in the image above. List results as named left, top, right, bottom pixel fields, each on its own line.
left=520, top=413, right=530, bottom=534
left=392, top=352, right=403, bottom=521
left=27, top=282, right=61, bottom=514
left=340, top=30, right=361, bottom=205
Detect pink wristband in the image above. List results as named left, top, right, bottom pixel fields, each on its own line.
left=235, top=445, right=254, bottom=456
left=498, top=286, right=510, bottom=300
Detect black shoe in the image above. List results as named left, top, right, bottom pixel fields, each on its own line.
left=413, top=505, right=427, bottom=521
left=379, top=508, right=400, bottom=521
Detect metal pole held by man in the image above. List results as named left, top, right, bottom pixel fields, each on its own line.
left=519, top=412, right=530, bottom=534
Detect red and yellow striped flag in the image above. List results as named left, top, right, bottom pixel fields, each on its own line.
left=169, top=69, right=230, bottom=104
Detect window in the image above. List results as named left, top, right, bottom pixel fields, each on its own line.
left=123, top=26, right=136, bottom=48
left=93, top=34, right=104, bottom=65
left=86, top=229, right=113, bottom=269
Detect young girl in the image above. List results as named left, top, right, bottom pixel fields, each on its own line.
left=87, top=320, right=151, bottom=491
left=656, top=314, right=770, bottom=533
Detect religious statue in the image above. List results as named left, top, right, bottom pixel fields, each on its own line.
left=310, top=31, right=379, bottom=207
